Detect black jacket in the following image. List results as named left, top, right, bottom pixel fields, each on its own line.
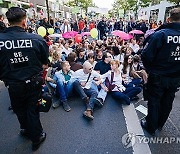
left=142, top=23, right=180, bottom=77
left=0, top=26, right=49, bottom=82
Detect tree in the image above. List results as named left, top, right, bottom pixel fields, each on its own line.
left=167, top=0, right=180, bottom=5
left=112, top=0, right=151, bottom=18
left=66, top=0, right=94, bottom=13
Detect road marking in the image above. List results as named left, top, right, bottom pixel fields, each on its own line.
left=135, top=105, right=148, bottom=116
left=122, top=104, right=151, bottom=154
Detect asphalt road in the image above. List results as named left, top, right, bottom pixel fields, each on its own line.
left=0, top=81, right=179, bottom=154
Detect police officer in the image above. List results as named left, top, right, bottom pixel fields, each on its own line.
left=141, top=8, right=180, bottom=136
left=0, top=7, right=49, bottom=150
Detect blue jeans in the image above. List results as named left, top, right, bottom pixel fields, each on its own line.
left=73, top=80, right=98, bottom=111
left=111, top=87, right=141, bottom=105
left=56, top=80, right=73, bottom=102
left=125, top=79, right=142, bottom=88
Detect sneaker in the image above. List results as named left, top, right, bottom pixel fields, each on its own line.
left=32, top=132, right=46, bottom=151
left=62, top=101, right=71, bottom=112
left=93, top=98, right=103, bottom=107
left=83, top=110, right=94, bottom=120
left=141, top=119, right=155, bottom=136
left=52, top=100, right=60, bottom=109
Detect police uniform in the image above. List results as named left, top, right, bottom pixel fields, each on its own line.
left=142, top=23, right=180, bottom=134
left=0, top=26, right=49, bottom=142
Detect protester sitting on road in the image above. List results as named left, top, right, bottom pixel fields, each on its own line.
left=122, top=55, right=142, bottom=92
left=72, top=61, right=103, bottom=120
left=67, top=52, right=83, bottom=71
left=94, top=52, right=112, bottom=75
left=52, top=61, right=74, bottom=111
left=101, top=60, right=141, bottom=105
left=95, top=48, right=103, bottom=62
left=131, top=55, right=148, bottom=84
left=76, top=48, right=86, bottom=65
left=86, top=53, right=97, bottom=69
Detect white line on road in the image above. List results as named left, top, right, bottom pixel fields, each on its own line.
left=122, top=103, right=151, bottom=154
left=135, top=105, right=148, bottom=116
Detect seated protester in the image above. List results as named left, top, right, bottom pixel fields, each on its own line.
left=129, top=38, right=140, bottom=54
left=61, top=42, right=73, bottom=61
left=106, top=45, right=113, bottom=55
left=131, top=55, right=148, bottom=84
left=112, top=46, right=121, bottom=60
left=72, top=61, right=103, bottom=120
left=94, top=52, right=112, bottom=75
left=67, top=52, right=83, bottom=71
left=45, top=62, right=60, bottom=95
left=68, top=39, right=75, bottom=49
left=101, top=60, right=141, bottom=105
left=119, top=46, right=126, bottom=64
left=122, top=55, right=142, bottom=90
left=86, top=44, right=94, bottom=56
left=96, top=40, right=103, bottom=48
left=86, top=53, right=97, bottom=69
left=95, top=48, right=103, bottom=62
left=76, top=48, right=86, bottom=65
left=51, top=51, right=62, bottom=69
left=91, top=40, right=96, bottom=50
left=53, top=61, right=74, bottom=111
left=125, top=47, right=133, bottom=56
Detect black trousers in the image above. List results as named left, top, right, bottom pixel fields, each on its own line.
left=7, top=81, right=43, bottom=142
left=145, top=73, right=180, bottom=133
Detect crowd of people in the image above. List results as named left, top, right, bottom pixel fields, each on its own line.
left=0, top=13, right=153, bottom=120
left=1, top=6, right=179, bottom=151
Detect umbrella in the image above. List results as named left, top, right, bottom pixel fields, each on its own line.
left=123, top=34, right=133, bottom=40
left=112, top=30, right=127, bottom=37
left=62, top=32, right=72, bottom=39
left=70, top=31, right=78, bottom=37
left=49, top=33, right=62, bottom=38
left=62, top=31, right=78, bottom=38
left=129, top=30, right=144, bottom=35
left=81, top=32, right=90, bottom=36
left=112, top=30, right=131, bottom=40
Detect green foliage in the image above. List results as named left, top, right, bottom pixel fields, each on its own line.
left=167, top=0, right=180, bottom=5
left=66, top=0, right=94, bottom=13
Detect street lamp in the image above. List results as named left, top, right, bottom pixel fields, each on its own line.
left=46, top=0, right=50, bottom=22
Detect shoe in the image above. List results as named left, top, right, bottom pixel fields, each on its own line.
left=83, top=110, right=94, bottom=120
left=141, top=119, right=155, bottom=136
left=52, top=100, right=60, bottom=109
left=130, top=96, right=139, bottom=101
left=82, top=97, right=89, bottom=104
left=62, top=101, right=71, bottom=112
left=20, top=129, right=29, bottom=138
left=93, top=98, right=103, bottom=107
left=32, top=132, right=46, bottom=151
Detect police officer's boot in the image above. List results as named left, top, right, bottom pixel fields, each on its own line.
left=32, top=132, right=46, bottom=151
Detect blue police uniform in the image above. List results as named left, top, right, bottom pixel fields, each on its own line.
left=141, top=23, right=180, bottom=134
left=0, top=26, right=49, bottom=142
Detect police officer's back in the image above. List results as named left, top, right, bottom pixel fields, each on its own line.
left=141, top=8, right=180, bottom=135
left=0, top=7, right=49, bottom=151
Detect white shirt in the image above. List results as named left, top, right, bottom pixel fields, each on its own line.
left=72, top=69, right=100, bottom=89
left=129, top=43, right=140, bottom=53
left=101, top=70, right=126, bottom=92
